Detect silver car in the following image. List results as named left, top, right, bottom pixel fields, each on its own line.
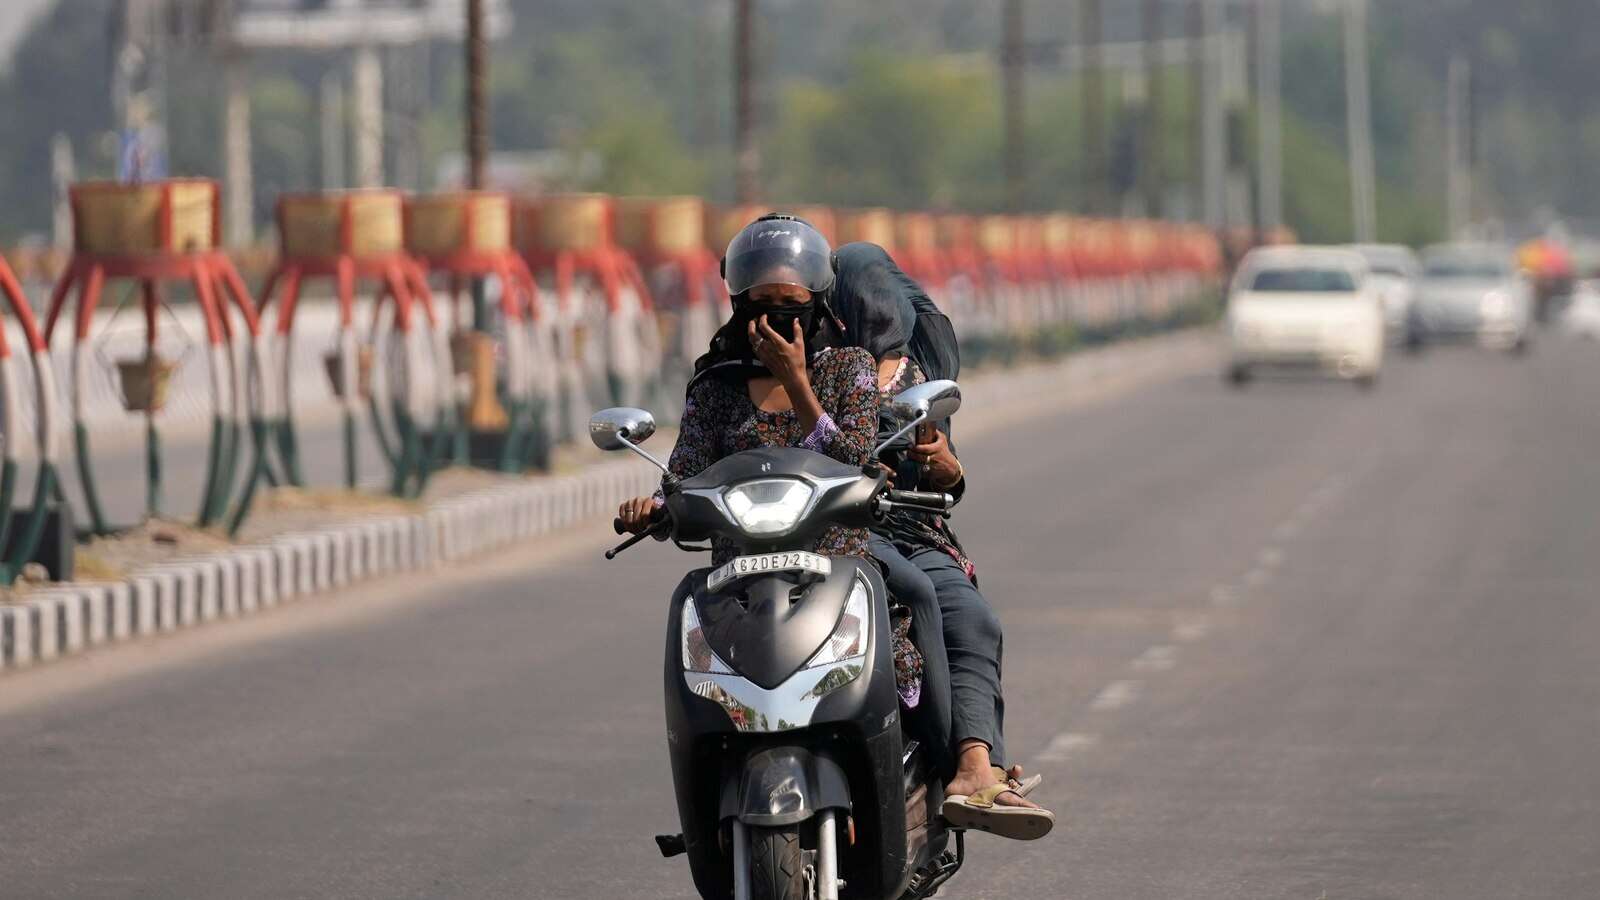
left=1411, top=244, right=1532, bottom=352
left=1347, top=244, right=1421, bottom=344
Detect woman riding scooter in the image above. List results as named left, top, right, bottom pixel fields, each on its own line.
left=620, top=216, right=942, bottom=759
left=618, top=214, right=878, bottom=561
left=833, top=242, right=1053, bottom=840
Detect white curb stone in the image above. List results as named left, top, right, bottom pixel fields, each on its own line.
left=30, top=596, right=60, bottom=662
left=106, top=582, right=133, bottom=642
left=130, top=576, right=161, bottom=636
left=3, top=603, right=34, bottom=668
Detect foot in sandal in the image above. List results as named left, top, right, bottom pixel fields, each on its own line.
left=941, top=741, right=1055, bottom=840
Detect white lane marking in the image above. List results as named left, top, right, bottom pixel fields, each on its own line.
left=1173, top=619, right=1211, bottom=642
left=1272, top=519, right=1302, bottom=540
left=1209, top=585, right=1241, bottom=608
left=1090, top=680, right=1142, bottom=711
left=1037, top=732, right=1098, bottom=763
left=1131, top=644, right=1178, bottom=673
left=1258, top=547, right=1285, bottom=569
left=1243, top=566, right=1271, bottom=587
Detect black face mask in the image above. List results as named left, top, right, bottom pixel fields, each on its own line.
left=748, top=301, right=817, bottom=341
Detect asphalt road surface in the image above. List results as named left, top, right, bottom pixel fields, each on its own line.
left=2, top=336, right=1598, bottom=899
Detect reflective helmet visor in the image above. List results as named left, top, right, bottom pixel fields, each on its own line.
left=723, top=217, right=835, bottom=296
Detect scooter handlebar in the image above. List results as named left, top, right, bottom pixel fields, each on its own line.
left=885, top=489, right=955, bottom=512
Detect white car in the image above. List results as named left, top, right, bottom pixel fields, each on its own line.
left=1225, top=246, right=1385, bottom=387
left=1561, top=280, right=1600, bottom=340
left=1347, top=243, right=1420, bottom=344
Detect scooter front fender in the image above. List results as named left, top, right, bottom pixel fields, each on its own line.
left=720, top=746, right=852, bottom=828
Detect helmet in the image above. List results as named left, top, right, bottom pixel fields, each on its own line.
left=722, top=214, right=836, bottom=297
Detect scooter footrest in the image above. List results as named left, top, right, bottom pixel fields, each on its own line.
left=655, top=833, right=688, bottom=858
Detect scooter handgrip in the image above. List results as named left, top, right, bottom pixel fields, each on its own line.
left=614, top=517, right=627, bottom=535
left=887, top=489, right=954, bottom=511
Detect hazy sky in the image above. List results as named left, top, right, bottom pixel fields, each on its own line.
left=0, top=0, right=55, bottom=67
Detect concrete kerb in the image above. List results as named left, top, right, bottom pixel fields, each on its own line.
left=0, top=328, right=1215, bottom=673
left=0, top=453, right=662, bottom=672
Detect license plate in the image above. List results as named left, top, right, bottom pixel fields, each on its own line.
left=707, top=551, right=831, bottom=593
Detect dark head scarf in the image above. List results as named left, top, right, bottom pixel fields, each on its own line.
left=833, top=242, right=959, bottom=382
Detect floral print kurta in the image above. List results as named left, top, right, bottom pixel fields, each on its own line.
left=665, top=347, right=880, bottom=565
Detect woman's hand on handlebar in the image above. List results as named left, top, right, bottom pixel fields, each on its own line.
left=618, top=495, right=661, bottom=535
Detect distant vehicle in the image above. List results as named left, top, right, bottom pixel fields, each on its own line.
left=1347, top=244, right=1421, bottom=344
left=1412, top=244, right=1532, bottom=353
left=1224, top=246, right=1384, bottom=388
left=1560, top=280, right=1600, bottom=340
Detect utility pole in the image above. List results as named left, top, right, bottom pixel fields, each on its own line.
left=1446, top=53, right=1471, bottom=239
left=466, top=0, right=488, bottom=191
left=320, top=70, right=345, bottom=191
left=51, top=134, right=75, bottom=252
left=224, top=56, right=253, bottom=245
left=1081, top=0, right=1106, bottom=214
left=352, top=44, right=384, bottom=188
left=1201, top=0, right=1226, bottom=228
left=1141, top=0, right=1165, bottom=218
left=1003, top=0, right=1025, bottom=212
left=734, top=0, right=758, bottom=204
left=1188, top=0, right=1205, bottom=222
left=466, top=0, right=489, bottom=330
left=1255, top=0, right=1283, bottom=234
left=1343, top=0, right=1376, bottom=242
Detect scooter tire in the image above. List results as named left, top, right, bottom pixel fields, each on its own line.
left=748, top=826, right=807, bottom=900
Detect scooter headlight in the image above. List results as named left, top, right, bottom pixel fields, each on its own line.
left=680, top=597, right=734, bottom=674
left=722, top=479, right=814, bottom=536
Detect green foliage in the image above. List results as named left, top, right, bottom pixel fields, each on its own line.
left=767, top=55, right=1001, bottom=210
left=2, top=0, right=1596, bottom=244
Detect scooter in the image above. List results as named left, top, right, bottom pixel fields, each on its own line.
left=593, top=379, right=967, bottom=900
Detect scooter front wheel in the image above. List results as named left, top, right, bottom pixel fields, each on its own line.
left=747, top=825, right=807, bottom=900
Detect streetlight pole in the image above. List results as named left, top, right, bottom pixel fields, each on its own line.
left=1142, top=0, right=1165, bottom=218
left=1256, top=0, right=1283, bottom=235
left=1003, top=0, right=1025, bottom=213
left=1343, top=0, right=1377, bottom=242
left=1081, top=0, right=1106, bottom=214
left=467, top=0, right=488, bottom=192
left=1200, top=0, right=1225, bottom=229
left=734, top=0, right=758, bottom=204
left=1446, top=53, right=1471, bottom=239
left=467, top=0, right=489, bottom=329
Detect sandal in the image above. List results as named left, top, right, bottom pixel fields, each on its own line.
left=941, top=780, right=1055, bottom=840
left=994, top=766, right=1043, bottom=798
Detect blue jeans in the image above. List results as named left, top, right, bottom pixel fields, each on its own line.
left=909, top=546, right=1006, bottom=769
left=869, top=535, right=955, bottom=779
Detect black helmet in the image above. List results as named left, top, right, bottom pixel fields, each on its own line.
left=722, top=214, right=836, bottom=297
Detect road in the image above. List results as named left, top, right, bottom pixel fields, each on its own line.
left=2, top=335, right=1598, bottom=898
